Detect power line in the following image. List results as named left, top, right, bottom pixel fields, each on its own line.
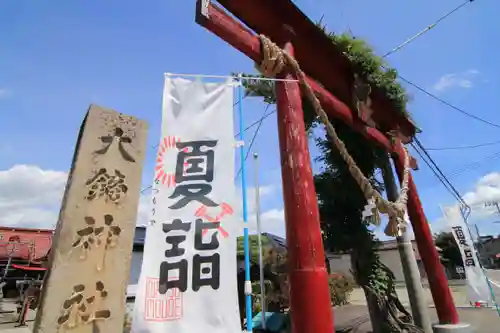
left=425, top=140, right=500, bottom=151
left=382, top=0, right=475, bottom=58
left=247, top=70, right=500, bottom=133
left=334, top=7, right=500, bottom=130
left=392, top=72, right=500, bottom=129
left=235, top=104, right=272, bottom=179
left=411, top=142, right=500, bottom=220
left=411, top=138, right=468, bottom=207
left=245, top=104, right=272, bottom=160
left=239, top=90, right=497, bottom=193
left=410, top=143, right=454, bottom=198
left=411, top=143, right=466, bottom=206
left=238, top=108, right=276, bottom=137
left=447, top=151, right=500, bottom=178
left=414, top=151, right=500, bottom=192
left=233, top=88, right=252, bottom=107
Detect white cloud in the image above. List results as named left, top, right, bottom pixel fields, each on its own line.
left=0, top=165, right=287, bottom=237
left=431, top=172, right=500, bottom=233
left=244, top=185, right=276, bottom=216
left=247, top=208, right=286, bottom=238
left=432, top=69, right=480, bottom=92
left=236, top=184, right=286, bottom=237
left=0, top=165, right=67, bottom=228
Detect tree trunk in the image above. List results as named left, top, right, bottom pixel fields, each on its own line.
left=351, top=247, right=384, bottom=333
left=350, top=241, right=424, bottom=333
left=325, top=256, right=331, bottom=274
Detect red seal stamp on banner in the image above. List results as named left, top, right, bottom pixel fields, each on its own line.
left=144, top=277, right=183, bottom=322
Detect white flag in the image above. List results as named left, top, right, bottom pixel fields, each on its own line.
left=441, top=205, right=491, bottom=304
left=132, top=76, right=241, bottom=333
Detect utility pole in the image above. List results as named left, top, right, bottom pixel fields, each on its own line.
left=479, top=201, right=500, bottom=265
left=381, top=155, right=433, bottom=333
left=485, top=201, right=500, bottom=224
left=479, top=202, right=500, bottom=316
left=485, top=201, right=500, bottom=214
left=253, top=152, right=267, bottom=330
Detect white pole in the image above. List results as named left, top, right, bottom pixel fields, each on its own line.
left=253, top=152, right=266, bottom=330
left=381, top=156, right=432, bottom=333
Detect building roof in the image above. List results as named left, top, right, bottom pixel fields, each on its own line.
left=262, top=233, right=287, bottom=250
left=0, top=226, right=54, bottom=233
left=479, top=235, right=500, bottom=245
left=0, top=227, right=53, bottom=261
left=236, top=232, right=287, bottom=262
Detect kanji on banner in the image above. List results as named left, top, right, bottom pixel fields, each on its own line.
left=132, top=76, right=241, bottom=333
left=441, top=205, right=491, bottom=305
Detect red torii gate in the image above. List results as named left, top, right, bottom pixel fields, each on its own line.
left=195, top=1, right=459, bottom=332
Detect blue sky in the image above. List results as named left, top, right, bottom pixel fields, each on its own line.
left=1, top=0, right=500, bottom=239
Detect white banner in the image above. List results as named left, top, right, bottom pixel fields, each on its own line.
left=132, top=77, right=241, bottom=333
left=441, top=205, right=491, bottom=304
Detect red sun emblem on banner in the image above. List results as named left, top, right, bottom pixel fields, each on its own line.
left=155, top=136, right=188, bottom=187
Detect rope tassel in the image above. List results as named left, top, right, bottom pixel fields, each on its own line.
left=256, top=35, right=411, bottom=237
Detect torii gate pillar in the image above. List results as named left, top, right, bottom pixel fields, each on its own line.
left=275, top=32, right=335, bottom=333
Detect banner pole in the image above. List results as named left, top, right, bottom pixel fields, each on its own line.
left=237, top=75, right=253, bottom=332
left=253, top=152, right=267, bottom=330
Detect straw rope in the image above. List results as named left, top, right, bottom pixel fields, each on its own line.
left=256, top=34, right=411, bottom=236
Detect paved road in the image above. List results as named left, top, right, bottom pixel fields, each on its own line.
left=486, top=269, right=500, bottom=288
left=348, top=270, right=500, bottom=308
left=342, top=271, right=500, bottom=332
left=484, top=269, right=500, bottom=304
left=334, top=305, right=500, bottom=333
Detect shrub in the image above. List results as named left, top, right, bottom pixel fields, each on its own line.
left=328, top=274, right=355, bottom=307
